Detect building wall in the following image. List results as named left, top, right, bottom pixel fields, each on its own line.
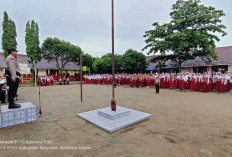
left=207, top=66, right=212, bottom=73
left=228, top=65, right=232, bottom=72
left=38, top=69, right=47, bottom=76
left=181, top=67, right=192, bottom=73
left=212, top=65, right=228, bottom=73
left=37, top=69, right=78, bottom=76
left=148, top=62, right=156, bottom=67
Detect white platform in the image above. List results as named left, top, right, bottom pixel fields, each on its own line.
left=0, top=102, right=37, bottom=128
left=77, top=106, right=152, bottom=133
left=97, top=107, right=131, bottom=120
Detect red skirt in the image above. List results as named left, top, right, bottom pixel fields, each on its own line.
left=179, top=80, right=185, bottom=89
left=174, top=80, right=178, bottom=88
left=169, top=80, right=174, bottom=89
left=220, top=83, right=227, bottom=93
left=177, top=80, right=180, bottom=88
left=227, top=81, right=231, bottom=91
left=130, top=80, right=133, bottom=87
left=133, top=80, right=137, bottom=87
left=185, top=80, right=190, bottom=89
left=165, top=80, right=169, bottom=88
left=100, top=79, right=104, bottom=84
left=202, top=82, right=208, bottom=92
left=109, top=79, right=113, bottom=85
left=190, top=80, right=195, bottom=91
left=160, top=78, right=165, bottom=88
left=207, top=82, right=213, bottom=91
left=153, top=80, right=156, bottom=87
left=215, top=81, right=221, bottom=92
left=139, top=80, right=144, bottom=87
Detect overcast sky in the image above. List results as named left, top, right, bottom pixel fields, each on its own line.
left=0, top=0, right=231, bottom=57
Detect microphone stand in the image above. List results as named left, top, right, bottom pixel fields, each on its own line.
left=38, top=78, right=42, bottom=116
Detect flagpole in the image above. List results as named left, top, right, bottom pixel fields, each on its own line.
left=80, top=53, right=83, bottom=102
left=111, top=0, right=116, bottom=111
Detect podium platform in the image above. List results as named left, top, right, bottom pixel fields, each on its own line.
left=0, top=102, right=37, bottom=128
left=77, top=106, right=152, bottom=133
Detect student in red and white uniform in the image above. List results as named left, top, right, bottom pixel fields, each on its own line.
left=160, top=73, right=165, bottom=88
left=202, top=73, right=208, bottom=92
left=169, top=74, right=175, bottom=89
left=190, top=73, right=196, bottom=91
left=179, top=74, right=185, bottom=90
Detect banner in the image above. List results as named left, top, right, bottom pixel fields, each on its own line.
left=19, top=63, right=31, bottom=74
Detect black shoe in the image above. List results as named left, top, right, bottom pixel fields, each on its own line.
left=13, top=103, right=21, bottom=106
left=8, top=103, right=21, bottom=109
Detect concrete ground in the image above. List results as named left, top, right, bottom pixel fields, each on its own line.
left=0, top=84, right=232, bottom=157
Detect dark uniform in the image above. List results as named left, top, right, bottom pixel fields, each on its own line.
left=155, top=76, right=160, bottom=93
left=66, top=73, right=70, bottom=85
left=5, top=48, right=21, bottom=109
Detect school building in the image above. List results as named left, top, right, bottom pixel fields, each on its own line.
left=146, top=46, right=232, bottom=73
left=0, top=53, right=80, bottom=80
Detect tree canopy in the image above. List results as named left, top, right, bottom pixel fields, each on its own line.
left=2, top=11, right=17, bottom=57
left=25, top=20, right=41, bottom=68
left=92, top=57, right=103, bottom=73
left=92, top=50, right=147, bottom=74
left=41, top=37, right=82, bottom=76
left=92, top=53, right=112, bottom=74
left=82, top=53, right=94, bottom=73
left=143, top=0, right=227, bottom=71
left=121, top=49, right=147, bottom=74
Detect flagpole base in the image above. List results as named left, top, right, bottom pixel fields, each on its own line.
left=111, top=100, right=116, bottom=111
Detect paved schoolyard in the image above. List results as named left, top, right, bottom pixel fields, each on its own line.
left=0, top=84, right=232, bottom=157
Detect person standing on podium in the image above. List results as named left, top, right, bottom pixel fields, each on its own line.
left=5, top=48, right=21, bottom=109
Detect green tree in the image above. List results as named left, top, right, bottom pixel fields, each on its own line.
left=143, top=0, right=227, bottom=72
left=101, top=53, right=123, bottom=73
left=25, top=20, right=42, bottom=69
left=115, top=54, right=123, bottom=73
left=101, top=53, right=112, bottom=73
left=92, top=52, right=144, bottom=74
left=41, top=37, right=82, bottom=76
left=2, top=11, right=17, bottom=57
left=122, top=49, right=147, bottom=74
left=82, top=53, right=94, bottom=73
left=104, top=57, right=112, bottom=73
left=92, top=57, right=102, bottom=73
left=92, top=53, right=112, bottom=74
